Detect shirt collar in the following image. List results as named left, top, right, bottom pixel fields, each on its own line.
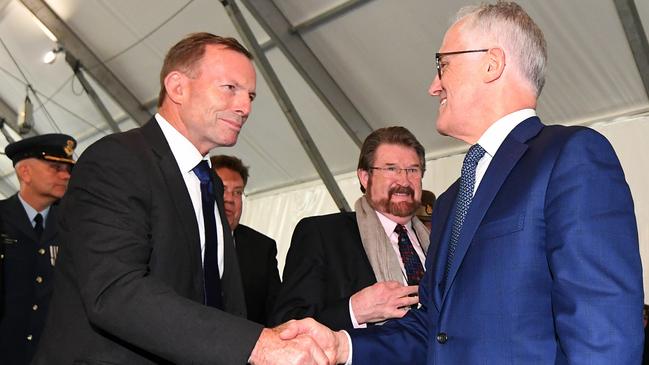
left=477, top=109, right=536, bottom=158
left=17, top=193, right=51, bottom=225
left=375, top=210, right=412, bottom=236
left=155, top=113, right=207, bottom=172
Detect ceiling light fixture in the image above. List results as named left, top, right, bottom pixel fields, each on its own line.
left=17, top=92, right=34, bottom=135
left=43, top=46, right=63, bottom=64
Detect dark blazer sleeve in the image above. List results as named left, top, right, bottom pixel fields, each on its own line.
left=55, top=133, right=261, bottom=364
left=270, top=213, right=376, bottom=330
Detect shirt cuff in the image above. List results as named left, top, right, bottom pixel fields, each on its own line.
left=342, top=330, right=353, bottom=365
left=349, top=299, right=367, bottom=329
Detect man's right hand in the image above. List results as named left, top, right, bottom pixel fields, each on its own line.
left=350, top=281, right=419, bottom=325
left=249, top=326, right=330, bottom=365
left=278, top=318, right=349, bottom=364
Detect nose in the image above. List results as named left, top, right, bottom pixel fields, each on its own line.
left=428, top=74, right=442, bottom=96
left=223, top=191, right=234, bottom=204
left=396, top=169, right=411, bottom=185
left=233, top=93, right=252, bottom=117
left=59, top=169, right=71, bottom=180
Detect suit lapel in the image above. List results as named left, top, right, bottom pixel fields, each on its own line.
left=210, top=168, right=247, bottom=316
left=4, top=194, right=39, bottom=241
left=42, top=203, right=59, bottom=243
left=428, top=181, right=458, bottom=310
left=141, top=120, right=203, bottom=279
left=441, top=117, right=544, bottom=301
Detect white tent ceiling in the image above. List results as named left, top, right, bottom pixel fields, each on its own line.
left=0, top=0, right=647, bottom=202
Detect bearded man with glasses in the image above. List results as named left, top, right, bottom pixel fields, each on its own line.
left=271, top=126, right=432, bottom=332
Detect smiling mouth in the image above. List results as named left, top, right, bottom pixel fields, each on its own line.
left=389, top=186, right=414, bottom=200
left=220, top=118, right=243, bottom=131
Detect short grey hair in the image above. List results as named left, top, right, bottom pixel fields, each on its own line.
left=455, top=1, right=547, bottom=96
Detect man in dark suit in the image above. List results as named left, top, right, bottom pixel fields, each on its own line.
left=283, top=2, right=644, bottom=364
left=211, top=155, right=281, bottom=326
left=33, top=33, right=333, bottom=365
left=0, top=134, right=76, bottom=365
left=271, top=127, right=431, bottom=331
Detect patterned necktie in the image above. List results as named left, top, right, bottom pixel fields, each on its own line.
left=395, top=224, right=424, bottom=285
left=192, top=160, right=223, bottom=309
left=442, top=144, right=486, bottom=291
left=33, top=213, right=44, bottom=241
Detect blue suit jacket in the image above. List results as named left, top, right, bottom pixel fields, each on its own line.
left=350, top=117, right=643, bottom=364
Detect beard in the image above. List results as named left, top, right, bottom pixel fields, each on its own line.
left=366, top=179, right=420, bottom=218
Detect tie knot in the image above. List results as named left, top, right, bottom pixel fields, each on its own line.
left=193, top=160, right=211, bottom=184
left=464, top=144, right=486, bottom=166
left=34, top=213, right=43, bottom=226
left=394, top=224, right=407, bottom=236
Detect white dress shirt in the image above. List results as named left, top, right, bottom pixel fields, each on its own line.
left=473, top=109, right=536, bottom=195
left=155, top=113, right=224, bottom=277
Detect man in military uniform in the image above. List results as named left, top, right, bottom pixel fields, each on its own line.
left=415, top=190, right=436, bottom=231
left=0, top=133, right=76, bottom=364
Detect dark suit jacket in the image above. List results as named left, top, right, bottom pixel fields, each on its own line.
left=33, top=119, right=262, bottom=365
left=270, top=212, right=378, bottom=330
left=234, top=224, right=280, bottom=326
left=351, top=118, right=644, bottom=364
left=0, top=195, right=60, bottom=364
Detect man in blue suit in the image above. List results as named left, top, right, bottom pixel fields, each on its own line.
left=282, top=2, right=644, bottom=364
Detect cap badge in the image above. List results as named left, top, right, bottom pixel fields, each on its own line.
left=64, top=140, right=75, bottom=157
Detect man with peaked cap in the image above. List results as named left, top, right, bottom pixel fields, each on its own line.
left=0, top=133, right=76, bottom=365
left=415, top=190, right=436, bottom=231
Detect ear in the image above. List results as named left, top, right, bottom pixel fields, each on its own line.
left=483, top=47, right=506, bottom=83
left=164, top=71, right=187, bottom=105
left=357, top=169, right=369, bottom=191
left=15, top=162, right=31, bottom=183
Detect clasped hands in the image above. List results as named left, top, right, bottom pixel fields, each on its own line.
left=249, top=281, right=419, bottom=365
left=248, top=318, right=348, bottom=365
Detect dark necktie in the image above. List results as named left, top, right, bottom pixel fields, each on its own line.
left=192, top=160, right=223, bottom=309
left=442, top=144, right=486, bottom=291
left=33, top=213, right=43, bottom=241
left=395, top=224, right=424, bottom=285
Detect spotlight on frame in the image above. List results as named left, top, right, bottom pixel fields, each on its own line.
left=43, top=47, right=63, bottom=64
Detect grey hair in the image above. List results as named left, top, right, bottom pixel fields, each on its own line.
left=455, top=1, right=547, bottom=96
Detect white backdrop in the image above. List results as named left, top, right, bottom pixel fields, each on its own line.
left=241, top=115, right=649, bottom=296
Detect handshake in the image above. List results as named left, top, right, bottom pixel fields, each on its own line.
left=248, top=318, right=349, bottom=365
left=248, top=281, right=419, bottom=364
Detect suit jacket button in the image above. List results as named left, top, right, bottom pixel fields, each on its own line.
left=436, top=332, right=448, bottom=344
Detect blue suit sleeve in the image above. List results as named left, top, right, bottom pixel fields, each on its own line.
left=349, top=245, right=435, bottom=364
left=545, top=128, right=643, bottom=364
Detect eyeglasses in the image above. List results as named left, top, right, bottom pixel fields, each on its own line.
left=369, top=166, right=423, bottom=178
left=435, top=49, right=489, bottom=79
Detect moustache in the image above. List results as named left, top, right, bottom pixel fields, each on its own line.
left=388, top=185, right=415, bottom=199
